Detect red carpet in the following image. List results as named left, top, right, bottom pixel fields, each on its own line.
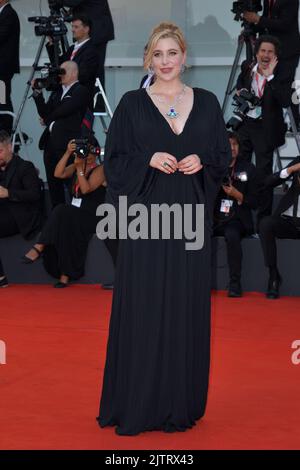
left=0, top=285, right=299, bottom=450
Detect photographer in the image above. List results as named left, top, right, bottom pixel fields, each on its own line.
left=49, top=0, right=115, bottom=90
left=23, top=136, right=106, bottom=288
left=32, top=60, right=89, bottom=208
left=46, top=15, right=99, bottom=109
left=259, top=156, right=300, bottom=299
left=0, top=130, right=42, bottom=287
left=236, top=34, right=290, bottom=229
left=214, top=131, right=259, bottom=297
left=0, top=0, right=20, bottom=133
left=244, top=0, right=300, bottom=126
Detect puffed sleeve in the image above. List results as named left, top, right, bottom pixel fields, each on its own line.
left=200, top=93, right=232, bottom=227
left=104, top=92, right=155, bottom=206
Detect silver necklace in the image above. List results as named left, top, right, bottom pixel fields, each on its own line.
left=149, top=84, right=186, bottom=119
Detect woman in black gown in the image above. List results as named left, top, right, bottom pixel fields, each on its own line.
left=23, top=138, right=106, bottom=287
left=97, top=22, right=231, bottom=435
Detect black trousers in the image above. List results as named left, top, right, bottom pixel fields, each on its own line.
left=282, top=55, right=300, bottom=127
left=214, top=219, right=246, bottom=282
left=238, top=118, right=274, bottom=228
left=0, top=75, right=13, bottom=134
left=0, top=204, right=19, bottom=277
left=43, top=141, right=69, bottom=209
left=259, top=215, right=300, bottom=269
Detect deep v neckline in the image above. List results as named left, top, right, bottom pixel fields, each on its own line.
left=144, top=87, right=195, bottom=137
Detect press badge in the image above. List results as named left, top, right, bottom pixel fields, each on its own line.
left=71, top=197, right=82, bottom=208
left=220, top=199, right=233, bottom=214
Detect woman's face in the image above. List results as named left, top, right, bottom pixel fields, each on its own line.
left=87, top=154, right=96, bottom=165
left=150, top=37, right=186, bottom=82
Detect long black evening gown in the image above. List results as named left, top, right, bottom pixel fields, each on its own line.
left=97, top=88, right=231, bottom=435
left=39, top=169, right=106, bottom=280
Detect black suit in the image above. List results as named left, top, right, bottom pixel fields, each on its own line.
left=259, top=157, right=300, bottom=270
left=258, top=0, right=300, bottom=59
left=0, top=155, right=42, bottom=277
left=257, top=0, right=300, bottom=123
left=33, top=82, right=89, bottom=207
left=0, top=3, right=20, bottom=133
left=47, top=39, right=99, bottom=108
left=214, top=158, right=259, bottom=283
left=61, top=0, right=115, bottom=88
left=236, top=60, right=290, bottom=225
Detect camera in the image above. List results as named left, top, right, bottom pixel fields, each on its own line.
left=28, top=15, right=68, bottom=37
left=73, top=139, right=101, bottom=160
left=231, top=0, right=262, bottom=22
left=33, top=65, right=65, bottom=91
left=226, top=89, right=261, bottom=131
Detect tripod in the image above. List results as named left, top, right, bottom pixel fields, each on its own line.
left=11, top=14, right=69, bottom=147
left=222, top=24, right=257, bottom=114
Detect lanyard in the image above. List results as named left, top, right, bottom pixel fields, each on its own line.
left=255, top=73, right=267, bottom=98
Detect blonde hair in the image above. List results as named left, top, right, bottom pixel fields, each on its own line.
left=144, top=22, right=187, bottom=70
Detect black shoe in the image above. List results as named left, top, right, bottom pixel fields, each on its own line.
left=228, top=280, right=242, bottom=298
left=0, top=276, right=8, bottom=288
left=53, top=281, right=68, bottom=288
left=102, top=283, right=114, bottom=290
left=266, top=275, right=282, bottom=299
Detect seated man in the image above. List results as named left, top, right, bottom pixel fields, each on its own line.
left=214, top=131, right=259, bottom=297
left=259, top=156, right=300, bottom=299
left=0, top=130, right=42, bottom=287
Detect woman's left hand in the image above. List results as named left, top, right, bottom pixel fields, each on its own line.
left=178, top=154, right=203, bottom=175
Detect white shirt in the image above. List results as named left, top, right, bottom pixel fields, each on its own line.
left=279, top=168, right=300, bottom=218
left=70, top=38, right=90, bottom=59
left=61, top=80, right=78, bottom=100
left=0, top=2, right=9, bottom=14
left=247, top=64, right=274, bottom=119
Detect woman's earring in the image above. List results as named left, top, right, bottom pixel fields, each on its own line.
left=181, top=64, right=186, bottom=74
left=148, top=66, right=154, bottom=75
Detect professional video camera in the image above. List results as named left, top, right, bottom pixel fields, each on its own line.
left=28, top=15, right=68, bottom=37
left=74, top=139, right=101, bottom=160
left=32, top=65, right=65, bottom=91
left=226, top=89, right=261, bottom=131
left=231, top=0, right=262, bottom=22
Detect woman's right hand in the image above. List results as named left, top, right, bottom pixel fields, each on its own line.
left=150, top=152, right=178, bottom=174
left=67, top=139, right=77, bottom=155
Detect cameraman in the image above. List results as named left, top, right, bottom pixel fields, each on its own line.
left=32, top=60, right=89, bottom=208
left=49, top=0, right=115, bottom=90
left=23, top=136, right=106, bottom=288
left=259, top=156, right=300, bottom=299
left=46, top=15, right=99, bottom=109
left=236, top=34, right=290, bottom=229
left=244, top=0, right=300, bottom=126
left=214, top=131, right=259, bottom=297
left=0, top=0, right=20, bottom=133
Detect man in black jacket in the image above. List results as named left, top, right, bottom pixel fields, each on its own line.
left=0, top=0, right=20, bottom=134
left=47, top=15, right=99, bottom=109
left=244, top=0, right=300, bottom=125
left=259, top=156, right=300, bottom=299
left=49, top=0, right=115, bottom=89
left=236, top=35, right=290, bottom=229
left=0, top=130, right=42, bottom=287
left=214, top=132, right=259, bottom=297
left=32, top=61, right=89, bottom=208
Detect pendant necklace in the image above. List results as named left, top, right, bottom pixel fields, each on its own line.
left=149, top=84, right=186, bottom=119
